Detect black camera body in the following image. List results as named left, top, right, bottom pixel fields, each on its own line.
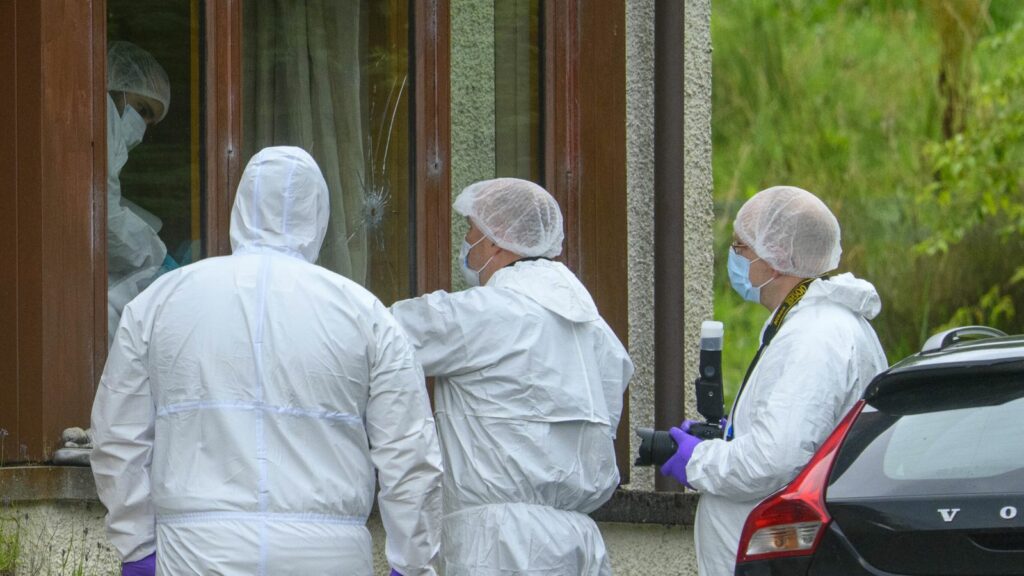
left=635, top=321, right=725, bottom=467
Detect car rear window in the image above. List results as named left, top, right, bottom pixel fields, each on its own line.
left=883, top=396, right=1024, bottom=480
left=828, top=374, right=1024, bottom=497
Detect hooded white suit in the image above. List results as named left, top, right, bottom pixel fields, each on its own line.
left=106, top=93, right=168, bottom=347
left=91, top=146, right=443, bottom=575
left=686, top=273, right=887, bottom=575
left=391, top=259, right=634, bottom=576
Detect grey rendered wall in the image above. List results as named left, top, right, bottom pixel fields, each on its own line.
left=626, top=0, right=715, bottom=493
left=4, top=501, right=698, bottom=576
left=449, top=1, right=495, bottom=289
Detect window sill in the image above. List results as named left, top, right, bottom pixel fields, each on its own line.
left=589, top=487, right=698, bottom=526
left=0, top=465, right=98, bottom=504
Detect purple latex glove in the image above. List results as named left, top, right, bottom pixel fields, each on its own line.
left=122, top=553, right=155, bottom=576
left=659, top=425, right=703, bottom=488
left=390, top=570, right=403, bottom=576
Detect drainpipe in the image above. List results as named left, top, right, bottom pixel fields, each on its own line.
left=654, top=0, right=686, bottom=492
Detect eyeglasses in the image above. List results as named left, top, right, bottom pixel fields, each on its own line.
left=730, top=241, right=748, bottom=251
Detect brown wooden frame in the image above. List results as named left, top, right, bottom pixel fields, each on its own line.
left=4, top=0, right=636, bottom=469
left=546, top=0, right=630, bottom=482
left=0, top=0, right=106, bottom=462
left=414, top=0, right=453, bottom=295
left=1, top=0, right=451, bottom=461
left=0, top=0, right=17, bottom=459
left=205, top=1, right=244, bottom=258
left=206, top=0, right=450, bottom=294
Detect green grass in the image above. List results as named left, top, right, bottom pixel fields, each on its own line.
left=0, top=517, right=20, bottom=576
left=711, top=0, right=1024, bottom=399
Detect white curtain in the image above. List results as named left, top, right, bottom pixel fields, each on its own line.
left=243, top=0, right=367, bottom=282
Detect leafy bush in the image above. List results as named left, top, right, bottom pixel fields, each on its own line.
left=0, top=516, right=19, bottom=576
left=712, top=0, right=1024, bottom=398
left=916, top=22, right=1024, bottom=333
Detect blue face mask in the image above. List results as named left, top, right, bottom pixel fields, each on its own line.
left=728, top=247, right=774, bottom=304
left=459, top=235, right=493, bottom=287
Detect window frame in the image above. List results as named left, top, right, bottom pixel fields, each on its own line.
left=545, top=0, right=630, bottom=482
left=203, top=1, right=452, bottom=295
left=2, top=0, right=627, bottom=471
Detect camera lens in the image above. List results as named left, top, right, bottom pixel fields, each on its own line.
left=635, top=428, right=678, bottom=467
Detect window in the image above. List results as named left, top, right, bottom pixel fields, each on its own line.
left=883, top=396, right=1024, bottom=482
left=107, top=0, right=208, bottom=345
left=242, top=1, right=414, bottom=304
left=1, top=0, right=454, bottom=463
left=494, top=0, right=543, bottom=183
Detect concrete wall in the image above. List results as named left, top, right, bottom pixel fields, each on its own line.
left=449, top=0, right=496, bottom=289
left=1, top=499, right=694, bottom=576
left=625, top=0, right=715, bottom=493
left=0, top=502, right=118, bottom=576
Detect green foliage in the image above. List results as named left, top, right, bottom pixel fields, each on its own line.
left=0, top=517, right=20, bottom=576
left=0, top=507, right=120, bottom=576
left=713, top=0, right=1024, bottom=388
left=919, top=25, right=1024, bottom=252
left=915, top=21, right=1024, bottom=334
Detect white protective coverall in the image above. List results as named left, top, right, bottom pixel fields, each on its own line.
left=106, top=92, right=167, bottom=346
left=686, top=273, right=887, bottom=575
left=106, top=41, right=173, bottom=346
left=91, top=146, right=444, bottom=575
left=391, top=258, right=634, bottom=576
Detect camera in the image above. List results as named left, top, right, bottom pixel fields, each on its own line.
left=635, top=321, right=725, bottom=467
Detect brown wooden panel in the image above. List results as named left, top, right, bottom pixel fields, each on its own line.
left=206, top=0, right=243, bottom=257
left=39, top=0, right=102, bottom=456
left=0, top=0, right=21, bottom=460
left=13, top=0, right=45, bottom=463
left=414, top=0, right=451, bottom=295
left=544, top=0, right=581, bottom=272
left=578, top=1, right=629, bottom=483
left=2, top=0, right=100, bottom=462
left=93, top=0, right=108, bottom=381
left=546, top=0, right=630, bottom=483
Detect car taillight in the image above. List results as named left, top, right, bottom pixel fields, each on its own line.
left=736, top=399, right=865, bottom=563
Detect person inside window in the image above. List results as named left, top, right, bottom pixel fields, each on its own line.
left=105, top=40, right=173, bottom=347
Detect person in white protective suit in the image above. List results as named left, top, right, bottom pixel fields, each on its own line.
left=390, top=178, right=634, bottom=576
left=657, top=186, right=887, bottom=575
left=106, top=41, right=173, bottom=348
left=91, top=146, right=444, bottom=576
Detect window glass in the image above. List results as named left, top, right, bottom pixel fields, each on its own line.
left=242, top=1, right=412, bottom=304
left=494, top=0, right=543, bottom=183
left=451, top=1, right=543, bottom=289
left=883, top=396, right=1024, bottom=480
left=829, top=382, right=1024, bottom=498
left=107, top=0, right=206, bottom=347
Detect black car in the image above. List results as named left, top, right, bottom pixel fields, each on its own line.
left=735, top=326, right=1024, bottom=575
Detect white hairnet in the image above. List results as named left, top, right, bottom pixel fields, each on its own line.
left=453, top=178, right=564, bottom=258
left=734, top=186, right=841, bottom=278
left=107, top=41, right=171, bottom=122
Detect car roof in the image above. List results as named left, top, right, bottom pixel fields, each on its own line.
left=865, top=334, right=1024, bottom=402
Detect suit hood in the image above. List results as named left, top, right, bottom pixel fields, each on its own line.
left=489, top=259, right=600, bottom=323
left=230, top=147, right=329, bottom=262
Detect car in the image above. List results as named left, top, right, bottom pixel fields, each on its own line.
left=734, top=325, right=1024, bottom=575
